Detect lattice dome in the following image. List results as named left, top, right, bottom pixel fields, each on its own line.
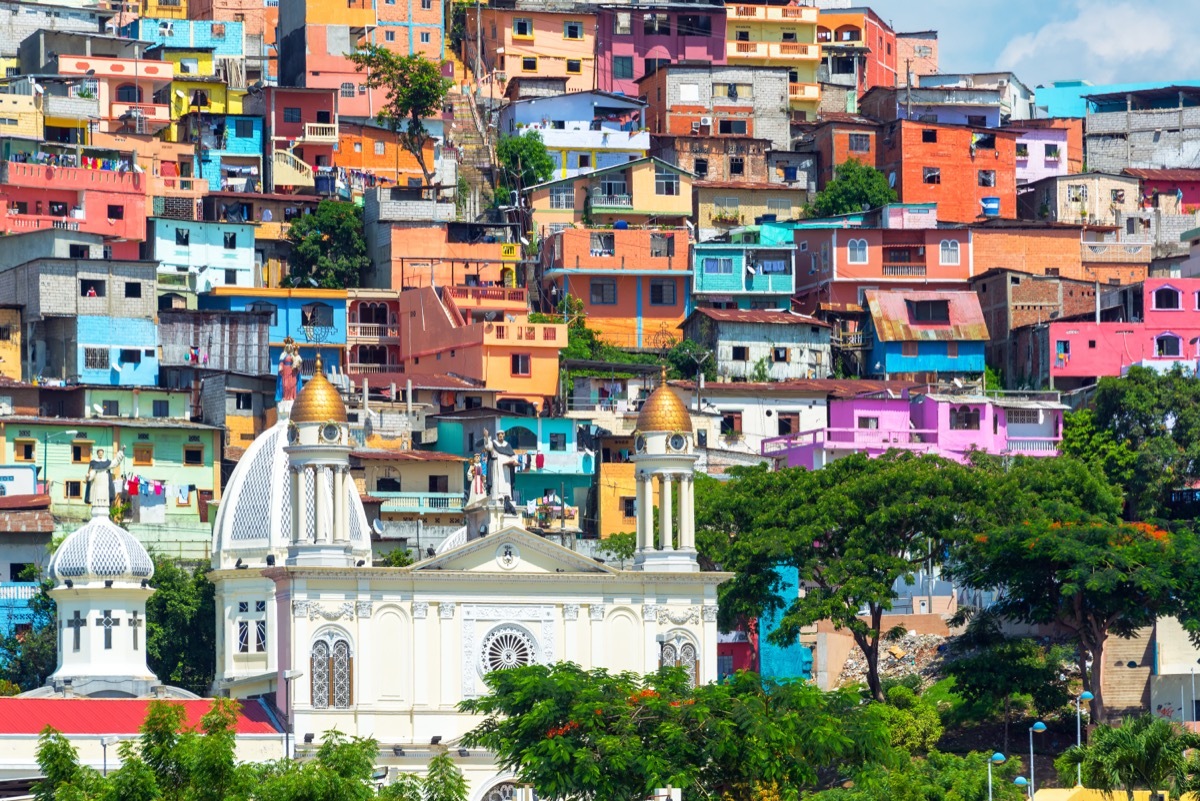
left=211, top=420, right=372, bottom=568
left=49, top=516, right=155, bottom=585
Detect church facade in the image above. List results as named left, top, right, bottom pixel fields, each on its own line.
left=210, top=362, right=727, bottom=797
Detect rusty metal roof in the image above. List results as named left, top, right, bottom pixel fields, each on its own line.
left=684, top=308, right=830, bottom=327
left=1123, top=168, right=1200, bottom=182
left=669, top=378, right=916, bottom=398
left=864, top=290, right=989, bottom=343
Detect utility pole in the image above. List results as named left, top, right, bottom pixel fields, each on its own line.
left=905, top=58, right=912, bottom=119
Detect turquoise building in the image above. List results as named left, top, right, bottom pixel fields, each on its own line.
left=692, top=226, right=797, bottom=310
left=146, top=218, right=257, bottom=303
left=757, top=567, right=814, bottom=681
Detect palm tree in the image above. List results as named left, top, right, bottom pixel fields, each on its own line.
left=1057, top=714, right=1200, bottom=800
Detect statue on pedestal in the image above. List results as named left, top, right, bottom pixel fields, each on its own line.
left=277, top=337, right=304, bottom=403
left=482, top=429, right=517, bottom=503
left=84, top=447, right=125, bottom=510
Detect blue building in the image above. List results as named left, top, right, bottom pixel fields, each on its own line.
left=198, top=288, right=347, bottom=375
left=863, top=289, right=988, bottom=378
left=1035, top=79, right=1200, bottom=118
left=119, top=19, right=246, bottom=58
left=693, top=227, right=796, bottom=311
left=188, top=114, right=264, bottom=192
left=76, top=317, right=161, bottom=386
left=757, top=567, right=814, bottom=681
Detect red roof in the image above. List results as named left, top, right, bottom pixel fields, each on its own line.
left=669, top=378, right=915, bottom=398
left=351, top=449, right=466, bottom=462
left=1123, top=168, right=1200, bottom=182
left=685, top=308, right=830, bottom=328
left=0, top=698, right=280, bottom=735
left=864, top=290, right=989, bottom=343
left=0, top=494, right=51, bottom=511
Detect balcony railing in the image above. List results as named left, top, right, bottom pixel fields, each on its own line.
left=487, top=323, right=561, bottom=344
left=151, top=174, right=207, bottom=199
left=110, top=102, right=172, bottom=123
left=273, top=149, right=314, bottom=187
left=445, top=286, right=528, bottom=305
left=1081, top=242, right=1150, bottom=263
left=348, top=362, right=405, bottom=374
left=303, top=123, right=338, bottom=143
left=1004, top=437, right=1061, bottom=455
left=347, top=322, right=401, bottom=339
left=761, top=427, right=939, bottom=455
left=370, top=491, right=465, bottom=513
left=882, top=264, right=927, bottom=277
left=590, top=194, right=633, bottom=208
left=2, top=161, right=142, bottom=191
left=4, top=213, right=82, bottom=233
left=788, top=82, right=820, bottom=101
left=0, top=582, right=39, bottom=602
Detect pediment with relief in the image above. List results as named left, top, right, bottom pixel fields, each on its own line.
left=411, top=526, right=617, bottom=575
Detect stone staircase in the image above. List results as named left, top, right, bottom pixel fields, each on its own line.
left=1101, top=626, right=1154, bottom=722
left=446, top=90, right=493, bottom=221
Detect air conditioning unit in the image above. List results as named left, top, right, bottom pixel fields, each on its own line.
left=159, top=21, right=174, bottom=35
left=700, top=116, right=712, bottom=127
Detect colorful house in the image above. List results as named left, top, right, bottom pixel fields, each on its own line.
left=723, top=1, right=821, bottom=117
left=198, top=287, right=348, bottom=373
left=467, top=7, right=597, bottom=94
left=1010, top=118, right=1083, bottom=185
left=541, top=225, right=691, bottom=351
left=276, top=0, right=378, bottom=117
left=527, top=156, right=694, bottom=231
left=200, top=191, right=322, bottom=286
left=762, top=387, right=1065, bottom=469
left=145, top=218, right=257, bottom=304
left=594, top=2, right=727, bottom=96
left=497, top=91, right=649, bottom=180
left=350, top=449, right=465, bottom=556
left=680, top=308, right=831, bottom=382
left=863, top=290, right=988, bottom=380
left=243, top=87, right=338, bottom=193
left=816, top=6, right=896, bottom=97
left=692, top=226, right=796, bottom=310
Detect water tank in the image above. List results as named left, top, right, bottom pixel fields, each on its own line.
left=980, top=197, right=1001, bottom=217
left=613, top=220, right=629, bottom=230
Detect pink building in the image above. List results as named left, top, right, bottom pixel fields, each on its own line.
left=762, top=388, right=1064, bottom=469
left=243, top=87, right=338, bottom=194
left=594, top=4, right=728, bottom=96
left=1049, top=278, right=1200, bottom=387
left=0, top=160, right=148, bottom=249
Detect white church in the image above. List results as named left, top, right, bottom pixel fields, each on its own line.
left=0, top=364, right=727, bottom=796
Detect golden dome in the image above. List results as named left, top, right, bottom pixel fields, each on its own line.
left=291, top=355, right=347, bottom=424
left=636, top=384, right=692, bottom=433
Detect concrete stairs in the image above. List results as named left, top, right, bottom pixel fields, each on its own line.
left=1101, top=626, right=1154, bottom=722
left=446, top=90, right=493, bottom=221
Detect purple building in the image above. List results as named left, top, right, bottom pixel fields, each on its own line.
left=761, top=388, right=1065, bottom=469
left=595, top=1, right=728, bottom=96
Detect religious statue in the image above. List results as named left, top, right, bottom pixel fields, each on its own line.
left=277, top=337, right=304, bottom=402
left=482, top=429, right=517, bottom=503
left=466, top=453, right=488, bottom=507
left=84, top=446, right=125, bottom=509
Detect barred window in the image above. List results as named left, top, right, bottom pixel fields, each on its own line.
left=84, top=348, right=109, bottom=370
left=311, top=637, right=353, bottom=709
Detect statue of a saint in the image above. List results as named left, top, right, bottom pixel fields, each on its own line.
left=466, top=453, right=488, bottom=507
left=482, top=429, right=517, bottom=502
left=84, top=447, right=125, bottom=510
left=277, top=337, right=304, bottom=402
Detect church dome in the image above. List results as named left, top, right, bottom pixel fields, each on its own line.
left=49, top=516, right=154, bottom=586
left=210, top=420, right=371, bottom=568
left=291, top=357, right=347, bottom=424
left=636, top=385, right=693, bottom=433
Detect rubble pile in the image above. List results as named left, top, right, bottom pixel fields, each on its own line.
left=838, top=632, right=947, bottom=689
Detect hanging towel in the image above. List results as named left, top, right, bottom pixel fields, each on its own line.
left=176, top=485, right=190, bottom=504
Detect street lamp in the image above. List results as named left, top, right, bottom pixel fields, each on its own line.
left=1014, top=776, right=1029, bottom=798
left=1029, top=720, right=1046, bottom=797
left=41, top=429, right=79, bottom=496
left=100, top=736, right=118, bottom=776
left=1076, top=690, right=1094, bottom=786
left=988, top=752, right=1005, bottom=801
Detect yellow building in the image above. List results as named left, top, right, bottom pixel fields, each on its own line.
left=724, top=1, right=821, bottom=116
left=0, top=94, right=40, bottom=139
left=141, top=0, right=188, bottom=19
left=694, top=182, right=803, bottom=238
left=0, top=308, right=20, bottom=381
left=527, top=156, right=694, bottom=231
left=157, top=50, right=246, bottom=143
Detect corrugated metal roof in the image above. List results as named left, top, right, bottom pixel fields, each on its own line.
left=922, top=393, right=1067, bottom=410
left=865, top=290, right=989, bottom=343
left=685, top=308, right=830, bottom=327
left=0, top=494, right=50, bottom=511
left=669, top=378, right=916, bottom=398
left=1123, top=168, right=1200, bottom=182
left=0, top=698, right=280, bottom=735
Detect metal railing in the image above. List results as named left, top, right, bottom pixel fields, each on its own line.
left=590, top=194, right=633, bottom=207
left=882, top=264, right=927, bottom=277
left=1004, top=437, right=1061, bottom=454
left=347, top=323, right=400, bottom=338
left=348, top=362, right=404, bottom=374
left=761, top=427, right=939, bottom=455
left=371, top=491, right=465, bottom=512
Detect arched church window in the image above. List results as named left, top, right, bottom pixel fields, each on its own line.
left=311, top=636, right=353, bottom=709
left=481, top=625, right=536, bottom=673
left=484, top=782, right=517, bottom=801
left=660, top=636, right=699, bottom=687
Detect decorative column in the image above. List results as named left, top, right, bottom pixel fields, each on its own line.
left=289, top=467, right=301, bottom=544
left=332, top=467, right=347, bottom=544
left=636, top=472, right=651, bottom=552
left=438, top=602, right=456, bottom=707
left=679, top=475, right=694, bottom=550
left=658, top=473, right=673, bottom=551
left=411, top=602, right=430, bottom=707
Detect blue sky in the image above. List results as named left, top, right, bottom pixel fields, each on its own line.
left=864, top=1, right=1200, bottom=88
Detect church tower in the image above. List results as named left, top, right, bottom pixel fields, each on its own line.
left=284, top=356, right=356, bottom=568
left=631, top=377, right=699, bottom=573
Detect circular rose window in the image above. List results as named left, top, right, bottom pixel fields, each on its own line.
left=481, top=626, right=536, bottom=673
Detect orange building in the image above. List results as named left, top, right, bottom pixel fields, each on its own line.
left=393, top=286, right=564, bottom=412
left=542, top=226, right=691, bottom=350
left=466, top=6, right=597, bottom=93
left=969, top=221, right=1146, bottom=285
left=807, top=113, right=881, bottom=188
left=336, top=119, right=434, bottom=188
left=370, top=0, right=445, bottom=60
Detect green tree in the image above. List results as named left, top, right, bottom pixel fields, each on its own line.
left=34, top=728, right=102, bottom=801
left=379, top=547, right=416, bottom=567
left=1061, top=409, right=1137, bottom=507
left=348, top=46, right=452, bottom=186
left=665, top=339, right=715, bottom=383
left=460, top=663, right=892, bottom=801
left=496, top=131, right=555, bottom=205
left=874, top=685, right=943, bottom=755
left=1056, top=715, right=1200, bottom=800
left=807, top=159, right=897, bottom=218
left=423, top=753, right=468, bottom=801
left=285, top=200, right=370, bottom=289
left=810, top=750, right=1026, bottom=801
left=145, top=556, right=216, bottom=697
left=708, top=455, right=983, bottom=702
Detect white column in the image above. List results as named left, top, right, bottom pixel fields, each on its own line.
left=438, top=602, right=456, bottom=708
left=332, top=467, right=347, bottom=544
left=680, top=475, right=694, bottom=550
left=659, top=474, right=673, bottom=551
left=289, top=468, right=300, bottom=544
left=411, top=603, right=430, bottom=707
left=315, top=467, right=328, bottom=544
left=636, top=473, right=650, bottom=552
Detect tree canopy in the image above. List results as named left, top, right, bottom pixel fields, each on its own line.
left=807, top=159, right=897, bottom=218
left=496, top=131, right=555, bottom=205
left=1056, top=714, right=1200, bottom=800
left=285, top=200, right=370, bottom=289
left=348, top=47, right=452, bottom=186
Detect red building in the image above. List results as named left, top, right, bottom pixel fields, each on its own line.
left=817, top=7, right=897, bottom=96
left=243, top=87, right=339, bottom=194
left=806, top=112, right=881, bottom=188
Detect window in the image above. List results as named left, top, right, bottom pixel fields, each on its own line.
left=620, top=496, right=636, bottom=518
left=69, top=244, right=90, bottom=259
left=420, top=30, right=430, bottom=43
left=106, top=205, right=124, bottom=220
left=550, top=185, right=574, bottom=209
left=99, top=399, right=119, bottom=417
left=1056, top=340, right=1071, bottom=359
left=65, top=481, right=82, bottom=499
left=14, top=440, right=35, bottom=462
left=643, top=12, right=669, bottom=35
left=777, top=413, right=799, bottom=436
left=922, top=129, right=937, bottom=143
left=521, top=56, right=537, bottom=72
left=133, top=443, right=153, bottom=466
left=613, top=56, right=633, bottom=80
left=223, top=231, right=237, bottom=250
left=1154, top=287, right=1181, bottom=310
left=660, top=640, right=699, bottom=687
left=655, top=166, right=679, bottom=196
left=649, top=279, right=676, bottom=306
left=116, top=84, right=140, bottom=103
left=513, top=17, right=533, bottom=37
left=939, top=240, right=960, bottom=265
left=354, top=142, right=363, bottom=153
left=150, top=399, right=169, bottom=418
left=720, top=411, right=743, bottom=434
left=650, top=233, right=675, bottom=257
left=1157, top=335, right=1182, bottom=358
left=0, top=326, right=9, bottom=341
left=729, top=156, right=744, bottom=176
left=211, top=22, right=226, bottom=37
left=966, top=114, right=987, bottom=127
left=1067, top=184, right=1087, bottom=203
left=857, top=416, right=879, bottom=430
left=183, top=446, right=203, bottom=466
left=1007, top=409, right=1039, bottom=426
left=576, top=153, right=591, bottom=169
left=566, top=59, right=582, bottom=74
left=848, top=133, right=870, bottom=152
left=946, top=341, right=958, bottom=359
left=373, top=139, right=387, bottom=156
left=175, top=228, right=190, bottom=246
left=847, top=238, right=868, bottom=264
left=1112, top=188, right=1126, bottom=204
left=283, top=107, right=301, bottom=123
left=590, top=232, right=614, bottom=255
left=731, top=346, right=749, bottom=362
left=590, top=278, right=617, bottom=304
left=922, top=167, right=941, bottom=184
left=678, top=14, right=711, bottom=36
left=428, top=475, right=449, bottom=493
left=1045, top=144, right=1061, bottom=161
left=311, top=638, right=352, bottom=709
left=119, top=348, right=141, bottom=365
left=766, top=198, right=791, bottom=217
left=714, top=196, right=739, bottom=218
left=421, top=0, right=432, bottom=8
left=978, top=170, right=996, bottom=187
left=693, top=158, right=708, bottom=178
left=718, top=119, right=747, bottom=135
left=71, top=441, right=92, bottom=464
left=511, top=353, right=531, bottom=376
left=249, top=301, right=277, bottom=326
left=85, top=348, right=110, bottom=370
left=549, top=432, right=566, bottom=451
left=301, top=302, right=334, bottom=328
left=909, top=299, right=950, bottom=322
left=613, top=11, right=631, bottom=35
left=1016, top=143, right=1029, bottom=158
left=124, top=282, right=142, bottom=299
left=234, top=392, right=253, bottom=411
left=950, top=406, right=981, bottom=431
left=901, top=342, right=918, bottom=357
left=703, top=257, right=733, bottom=274
left=772, top=347, right=788, bottom=363
left=564, top=20, right=583, bottom=39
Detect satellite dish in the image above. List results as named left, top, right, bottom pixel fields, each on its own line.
left=484, top=311, right=497, bottom=321
left=372, top=519, right=384, bottom=535
left=307, top=278, right=318, bottom=287
left=92, top=403, right=105, bottom=415
left=519, top=236, right=530, bottom=246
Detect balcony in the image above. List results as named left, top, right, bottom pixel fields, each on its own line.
left=56, top=56, right=173, bottom=82
left=1081, top=241, right=1151, bottom=264
left=43, top=94, right=100, bottom=120
left=347, top=322, right=401, bottom=342
left=255, top=220, right=290, bottom=240
left=151, top=174, right=207, bottom=199
left=484, top=322, right=565, bottom=347
left=302, top=123, right=338, bottom=143
left=726, top=41, right=818, bottom=60
left=1, top=161, right=143, bottom=192
left=590, top=194, right=633, bottom=209
left=882, top=263, right=927, bottom=277
left=2, top=213, right=82, bottom=234
left=444, top=285, right=528, bottom=312
left=1004, top=437, right=1060, bottom=455
left=761, top=426, right=939, bottom=456
left=788, top=82, right=820, bottom=102
left=272, top=149, right=314, bottom=188
left=110, top=102, right=172, bottom=130
left=730, top=4, right=817, bottom=22
left=0, top=583, right=39, bottom=602
left=347, top=362, right=405, bottom=374
left=370, top=491, right=465, bottom=514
